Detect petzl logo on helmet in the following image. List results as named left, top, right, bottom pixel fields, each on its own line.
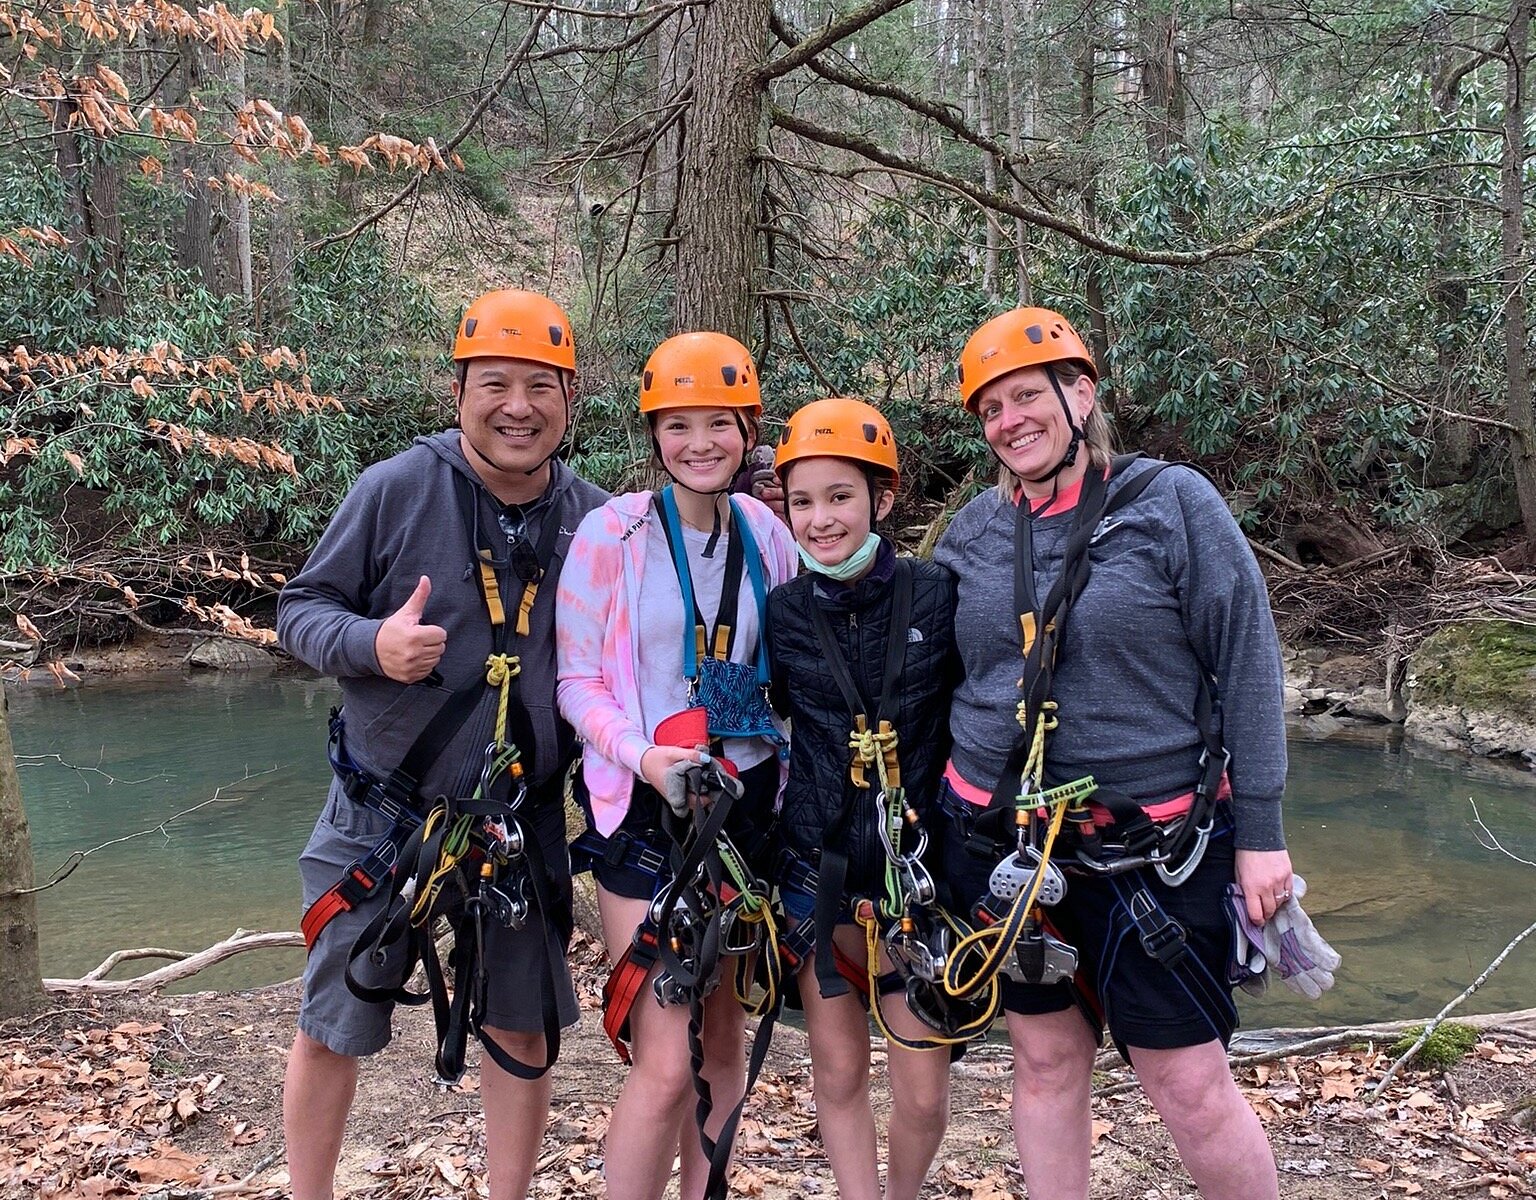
left=674, top=374, right=694, bottom=387
left=815, top=427, right=835, bottom=436
left=980, top=348, right=1000, bottom=361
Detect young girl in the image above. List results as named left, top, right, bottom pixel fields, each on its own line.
left=765, top=398, right=969, bottom=1200
left=555, top=332, right=797, bottom=1200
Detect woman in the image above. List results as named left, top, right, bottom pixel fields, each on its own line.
left=556, top=331, right=797, bottom=1200
left=934, top=306, right=1292, bottom=1200
left=765, top=398, right=968, bottom=1200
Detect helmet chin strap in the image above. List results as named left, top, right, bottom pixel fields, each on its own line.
left=458, top=363, right=574, bottom=481
left=1014, top=364, right=1085, bottom=490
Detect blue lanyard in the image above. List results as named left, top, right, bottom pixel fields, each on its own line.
left=656, top=486, right=771, bottom=689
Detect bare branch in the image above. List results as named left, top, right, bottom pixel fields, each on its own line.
left=770, top=107, right=1329, bottom=266
left=1, top=770, right=276, bottom=899
left=768, top=8, right=1042, bottom=185
left=754, top=0, right=914, bottom=83
left=311, top=6, right=555, bottom=250
left=1371, top=912, right=1536, bottom=1100
left=44, top=929, right=303, bottom=994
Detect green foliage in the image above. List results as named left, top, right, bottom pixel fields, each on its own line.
left=0, top=165, right=443, bottom=573
left=1389, top=1022, right=1479, bottom=1070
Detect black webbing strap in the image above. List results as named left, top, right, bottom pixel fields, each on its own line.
left=427, top=819, right=566, bottom=1082
left=651, top=767, right=739, bottom=998
left=806, top=559, right=913, bottom=1000
left=451, top=470, right=562, bottom=784
left=690, top=977, right=780, bottom=1200
left=987, top=454, right=1177, bottom=812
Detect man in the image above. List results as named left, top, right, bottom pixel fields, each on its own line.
left=277, top=289, right=608, bottom=1200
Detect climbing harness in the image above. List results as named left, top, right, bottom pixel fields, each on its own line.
left=309, top=470, right=571, bottom=1084
left=942, top=455, right=1231, bottom=1025
left=800, top=562, right=997, bottom=1048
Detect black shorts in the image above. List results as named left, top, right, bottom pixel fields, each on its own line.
left=935, top=781, right=1240, bottom=1058
left=580, top=757, right=780, bottom=901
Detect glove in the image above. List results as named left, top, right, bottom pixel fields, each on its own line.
left=1223, top=884, right=1269, bottom=997
left=698, top=755, right=744, bottom=804
left=660, top=751, right=744, bottom=817
left=1232, top=875, right=1340, bottom=1000
left=660, top=754, right=701, bottom=817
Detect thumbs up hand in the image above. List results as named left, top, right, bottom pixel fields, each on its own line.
left=374, top=575, right=447, bottom=683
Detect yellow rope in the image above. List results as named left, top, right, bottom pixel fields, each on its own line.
left=485, top=653, right=521, bottom=749
left=855, top=901, right=995, bottom=1051
left=848, top=720, right=900, bottom=790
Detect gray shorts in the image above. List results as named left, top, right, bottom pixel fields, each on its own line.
left=297, top=778, right=580, bottom=1057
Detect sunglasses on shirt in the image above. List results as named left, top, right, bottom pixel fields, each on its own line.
left=496, top=507, right=543, bottom=582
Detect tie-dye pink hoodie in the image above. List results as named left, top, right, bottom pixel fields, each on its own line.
left=555, top=489, right=798, bottom=836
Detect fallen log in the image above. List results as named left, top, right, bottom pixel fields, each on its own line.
left=43, top=929, right=302, bottom=994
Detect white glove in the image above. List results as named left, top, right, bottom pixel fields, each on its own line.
left=1234, top=874, right=1340, bottom=1000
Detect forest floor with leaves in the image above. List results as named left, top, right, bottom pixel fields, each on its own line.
left=5, top=933, right=1536, bottom=1200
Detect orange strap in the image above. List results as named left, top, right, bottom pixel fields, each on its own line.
left=601, top=929, right=660, bottom=1065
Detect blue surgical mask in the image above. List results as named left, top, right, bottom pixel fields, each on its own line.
left=799, top=531, right=881, bottom=581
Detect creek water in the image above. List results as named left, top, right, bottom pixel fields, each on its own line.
left=8, top=674, right=1536, bottom=1030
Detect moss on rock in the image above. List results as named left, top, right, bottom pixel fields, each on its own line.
left=1410, top=620, right=1536, bottom=717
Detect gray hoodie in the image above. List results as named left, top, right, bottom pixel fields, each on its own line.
left=277, top=431, right=608, bottom=797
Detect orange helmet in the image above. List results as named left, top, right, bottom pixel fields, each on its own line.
left=639, top=332, right=761, bottom=417
left=774, top=397, right=899, bottom=487
left=957, top=307, right=1096, bottom=413
left=453, top=289, right=576, bottom=372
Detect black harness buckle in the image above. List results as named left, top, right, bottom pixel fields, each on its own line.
left=1125, top=886, right=1189, bottom=969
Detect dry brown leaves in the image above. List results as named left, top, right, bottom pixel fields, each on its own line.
left=0, top=1019, right=235, bottom=1198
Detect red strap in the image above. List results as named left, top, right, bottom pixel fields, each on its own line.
left=301, top=886, right=350, bottom=951
left=832, top=945, right=869, bottom=998
left=299, top=866, right=377, bottom=952
left=601, top=931, right=660, bottom=1065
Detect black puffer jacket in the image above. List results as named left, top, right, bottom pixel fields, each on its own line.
left=767, top=546, right=958, bottom=897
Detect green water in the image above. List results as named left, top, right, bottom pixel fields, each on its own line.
left=7, top=676, right=1536, bottom=1027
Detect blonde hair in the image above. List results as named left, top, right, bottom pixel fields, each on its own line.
left=992, top=362, right=1116, bottom=498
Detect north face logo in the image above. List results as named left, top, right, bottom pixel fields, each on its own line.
left=907, top=628, right=924, bottom=644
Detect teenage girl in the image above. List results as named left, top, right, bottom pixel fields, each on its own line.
left=555, top=332, right=797, bottom=1200
left=765, top=398, right=965, bottom=1200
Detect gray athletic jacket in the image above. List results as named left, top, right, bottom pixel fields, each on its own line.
left=934, top=458, right=1287, bottom=851
left=277, top=431, right=608, bottom=798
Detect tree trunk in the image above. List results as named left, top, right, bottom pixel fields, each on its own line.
left=0, top=691, right=46, bottom=1019
left=1501, top=0, right=1536, bottom=541
left=970, top=0, right=1000, bottom=297
left=1138, top=0, right=1186, bottom=164
left=264, top=1, right=298, bottom=331
left=224, top=51, right=254, bottom=304
left=51, top=99, right=126, bottom=320
left=172, top=39, right=221, bottom=290
left=1427, top=40, right=1475, bottom=486
left=672, top=0, right=769, bottom=340
left=1002, top=0, right=1033, bottom=305
left=1078, top=15, right=1110, bottom=371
